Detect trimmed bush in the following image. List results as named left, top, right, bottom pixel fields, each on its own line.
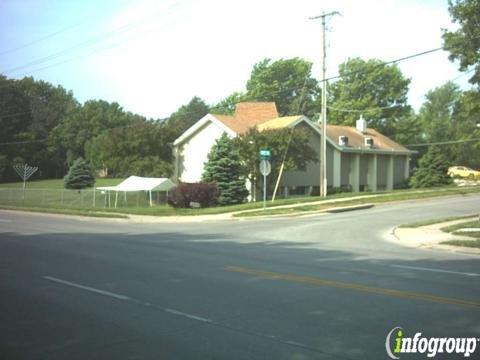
left=167, top=182, right=219, bottom=208
left=202, top=133, right=249, bottom=205
left=64, top=157, right=95, bottom=190
left=409, top=146, right=452, bottom=188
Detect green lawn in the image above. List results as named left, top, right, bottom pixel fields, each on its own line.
left=0, top=205, right=128, bottom=218
left=441, top=220, right=480, bottom=233
left=0, top=178, right=124, bottom=189
left=452, top=231, right=480, bottom=238
left=233, top=187, right=480, bottom=217
left=439, top=219, right=480, bottom=248
left=1, top=178, right=480, bottom=218
left=398, top=215, right=478, bottom=228
left=441, top=239, right=480, bottom=248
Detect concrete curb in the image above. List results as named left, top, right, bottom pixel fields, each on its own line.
left=390, top=221, right=480, bottom=256
left=325, top=203, right=374, bottom=213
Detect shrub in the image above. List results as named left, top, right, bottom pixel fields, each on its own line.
left=167, top=182, right=219, bottom=208
left=202, top=133, right=249, bottom=205
left=409, top=146, right=452, bottom=188
left=64, top=157, right=95, bottom=190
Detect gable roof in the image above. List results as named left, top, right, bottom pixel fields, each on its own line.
left=256, top=115, right=303, bottom=131
left=254, top=116, right=413, bottom=154
left=173, top=114, right=236, bottom=146
left=211, top=102, right=279, bottom=135
left=325, top=124, right=411, bottom=153
left=174, top=101, right=413, bottom=154
left=211, top=114, right=242, bottom=133
left=234, top=102, right=278, bottom=124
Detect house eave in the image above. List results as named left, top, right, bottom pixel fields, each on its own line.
left=173, top=114, right=237, bottom=146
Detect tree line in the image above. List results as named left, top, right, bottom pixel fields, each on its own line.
left=0, top=0, right=478, bottom=184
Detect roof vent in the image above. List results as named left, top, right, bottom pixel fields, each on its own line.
left=356, top=115, right=367, bottom=133
left=338, top=135, right=348, bottom=146
left=364, top=137, right=374, bottom=147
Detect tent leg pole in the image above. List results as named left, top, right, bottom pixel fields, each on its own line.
left=115, top=192, right=118, bottom=208
left=149, top=190, right=152, bottom=207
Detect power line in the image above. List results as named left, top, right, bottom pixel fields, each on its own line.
left=0, top=110, right=32, bottom=119
left=0, top=139, right=48, bottom=146
left=406, top=138, right=480, bottom=147
left=2, top=1, right=182, bottom=76
left=0, top=44, right=471, bottom=120
left=1, top=23, right=92, bottom=58
left=324, top=47, right=443, bottom=84
left=0, top=119, right=163, bottom=147
left=0, top=0, right=136, bottom=57
left=327, top=104, right=403, bottom=113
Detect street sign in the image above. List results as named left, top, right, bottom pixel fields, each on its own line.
left=259, top=148, right=271, bottom=160
left=259, top=159, right=271, bottom=210
left=259, top=159, right=271, bottom=176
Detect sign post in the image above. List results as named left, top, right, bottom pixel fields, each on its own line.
left=259, top=149, right=271, bottom=210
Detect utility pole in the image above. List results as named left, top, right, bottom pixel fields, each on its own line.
left=310, top=11, right=339, bottom=197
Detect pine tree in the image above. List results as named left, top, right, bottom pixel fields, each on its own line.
left=64, top=157, right=95, bottom=190
left=202, top=133, right=249, bottom=205
left=409, top=146, right=453, bottom=188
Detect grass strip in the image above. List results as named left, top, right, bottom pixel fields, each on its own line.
left=234, top=187, right=480, bottom=218
left=0, top=205, right=128, bottom=219
left=451, top=231, right=480, bottom=239
left=1, top=185, right=479, bottom=218
left=441, top=220, right=480, bottom=233
left=441, top=239, right=480, bottom=248
left=398, top=215, right=478, bottom=228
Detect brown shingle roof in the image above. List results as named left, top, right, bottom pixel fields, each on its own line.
left=212, top=102, right=279, bottom=134
left=211, top=114, right=241, bottom=133
left=256, top=116, right=302, bottom=131
left=210, top=102, right=409, bottom=153
left=325, top=124, right=410, bottom=152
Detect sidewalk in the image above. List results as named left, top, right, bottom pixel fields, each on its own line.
left=392, top=217, right=480, bottom=255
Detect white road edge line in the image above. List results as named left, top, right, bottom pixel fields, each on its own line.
left=43, top=276, right=214, bottom=323
left=165, top=308, right=212, bottom=323
left=44, top=276, right=131, bottom=301
left=391, top=265, right=480, bottom=277
left=0, top=219, right=12, bottom=223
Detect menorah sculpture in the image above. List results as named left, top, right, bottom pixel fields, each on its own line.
left=13, top=163, right=38, bottom=204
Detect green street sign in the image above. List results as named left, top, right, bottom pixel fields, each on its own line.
left=259, top=149, right=271, bottom=160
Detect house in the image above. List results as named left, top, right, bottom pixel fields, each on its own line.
left=173, top=102, right=414, bottom=196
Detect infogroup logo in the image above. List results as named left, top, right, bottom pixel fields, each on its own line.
left=385, top=327, right=479, bottom=359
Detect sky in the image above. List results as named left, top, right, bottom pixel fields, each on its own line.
left=0, top=0, right=472, bottom=119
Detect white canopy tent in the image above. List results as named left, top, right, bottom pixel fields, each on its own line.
left=97, top=176, right=176, bottom=207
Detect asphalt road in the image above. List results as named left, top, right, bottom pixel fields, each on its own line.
left=1, top=194, right=479, bottom=359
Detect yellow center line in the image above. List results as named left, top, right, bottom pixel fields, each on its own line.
left=225, top=266, right=480, bottom=309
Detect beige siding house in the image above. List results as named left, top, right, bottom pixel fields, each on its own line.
left=173, top=102, right=414, bottom=196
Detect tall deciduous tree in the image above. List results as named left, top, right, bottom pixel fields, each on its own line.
left=450, top=90, right=480, bottom=169
left=418, top=81, right=461, bottom=143
left=328, top=58, right=411, bottom=137
left=210, top=92, right=249, bottom=115
left=86, top=121, right=173, bottom=178
left=165, top=97, right=209, bottom=140
left=202, top=133, right=248, bottom=205
left=49, top=100, right=135, bottom=164
left=233, top=127, right=317, bottom=199
left=246, top=58, right=320, bottom=117
left=0, top=75, right=78, bottom=181
left=443, top=0, right=480, bottom=85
